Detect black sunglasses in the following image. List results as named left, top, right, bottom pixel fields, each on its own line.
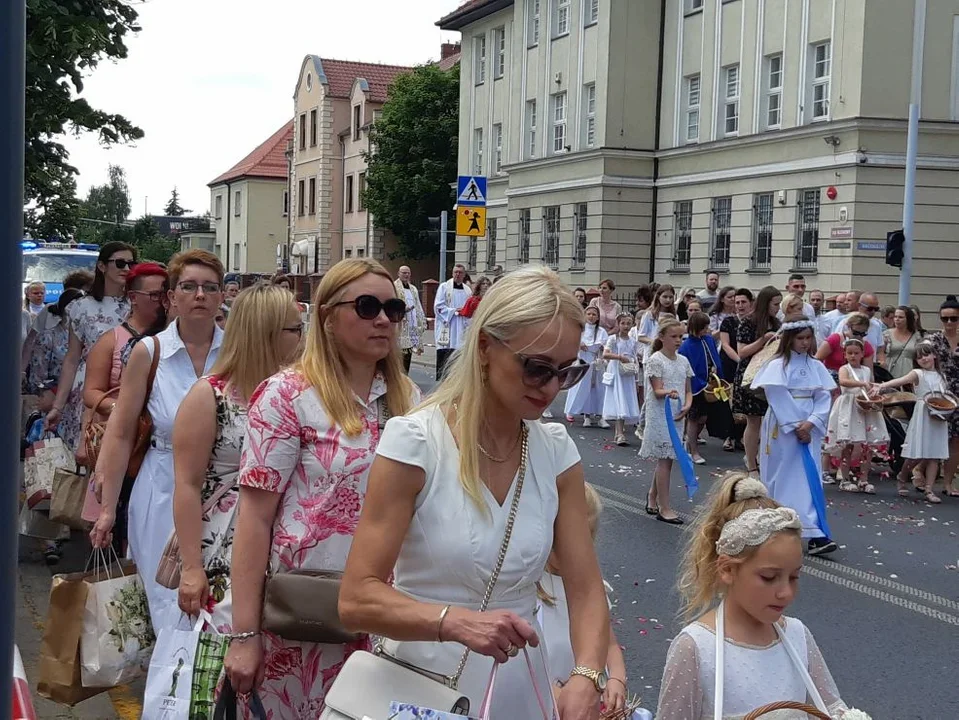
left=493, top=337, right=589, bottom=390
left=332, top=294, right=406, bottom=323
left=850, top=329, right=867, bottom=338
left=940, top=316, right=959, bottom=324
left=108, top=258, right=137, bottom=270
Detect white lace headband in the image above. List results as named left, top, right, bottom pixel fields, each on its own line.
left=716, top=508, right=803, bottom=556
left=781, top=319, right=815, bottom=332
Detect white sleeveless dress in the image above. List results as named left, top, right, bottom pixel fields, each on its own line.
left=375, top=407, right=581, bottom=716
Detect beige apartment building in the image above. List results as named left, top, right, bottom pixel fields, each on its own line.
left=208, top=121, right=293, bottom=274
left=440, top=0, right=959, bottom=312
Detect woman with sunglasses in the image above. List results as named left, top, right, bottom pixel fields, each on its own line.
left=340, top=266, right=610, bottom=719
left=45, top=241, right=137, bottom=451
left=926, top=295, right=959, bottom=498
left=79, top=263, right=169, bottom=547
left=223, top=259, right=418, bottom=714
left=90, top=250, right=225, bottom=631
left=815, top=312, right=876, bottom=376
left=171, top=284, right=303, bottom=633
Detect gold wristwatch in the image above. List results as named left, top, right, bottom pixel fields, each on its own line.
left=569, top=666, right=609, bottom=693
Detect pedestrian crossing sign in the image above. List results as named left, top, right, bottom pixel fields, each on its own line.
left=456, top=175, right=487, bottom=206
left=456, top=206, right=487, bottom=237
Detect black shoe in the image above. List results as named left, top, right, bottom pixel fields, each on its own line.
left=645, top=495, right=659, bottom=515
left=43, top=546, right=62, bottom=566
left=807, top=538, right=838, bottom=556
left=656, top=513, right=684, bottom=525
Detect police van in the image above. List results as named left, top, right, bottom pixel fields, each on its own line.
left=21, top=241, right=100, bottom=304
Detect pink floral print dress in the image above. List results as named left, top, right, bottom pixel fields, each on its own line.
left=238, top=367, right=418, bottom=719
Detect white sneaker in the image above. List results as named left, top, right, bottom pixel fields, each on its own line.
left=583, top=417, right=593, bottom=427
left=634, top=425, right=643, bottom=440
left=598, top=418, right=610, bottom=429
left=542, top=409, right=553, bottom=418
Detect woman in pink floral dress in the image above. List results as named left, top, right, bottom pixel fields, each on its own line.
left=172, top=284, right=304, bottom=632
left=224, top=259, right=419, bottom=718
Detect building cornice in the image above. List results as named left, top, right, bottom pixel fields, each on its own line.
left=437, top=0, right=514, bottom=31
left=504, top=147, right=653, bottom=174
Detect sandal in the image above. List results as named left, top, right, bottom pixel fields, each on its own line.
left=896, top=481, right=910, bottom=497
left=858, top=480, right=876, bottom=495
left=925, top=491, right=942, bottom=504
left=942, top=488, right=959, bottom=498
left=723, top=438, right=735, bottom=452
left=615, top=435, right=628, bottom=446
left=839, top=480, right=860, bottom=493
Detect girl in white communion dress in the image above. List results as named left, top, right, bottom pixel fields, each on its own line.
left=656, top=472, right=869, bottom=720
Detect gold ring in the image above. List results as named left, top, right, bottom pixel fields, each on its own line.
left=506, top=644, right=519, bottom=658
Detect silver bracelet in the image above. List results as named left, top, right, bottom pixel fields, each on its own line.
left=228, top=630, right=260, bottom=643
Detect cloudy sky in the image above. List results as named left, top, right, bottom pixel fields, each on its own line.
left=64, top=0, right=464, bottom=217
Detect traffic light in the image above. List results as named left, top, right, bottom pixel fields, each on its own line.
left=425, top=216, right=441, bottom=243
left=886, top=229, right=904, bottom=268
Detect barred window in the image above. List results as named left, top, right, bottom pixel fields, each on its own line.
left=751, top=193, right=774, bottom=270
left=672, top=201, right=692, bottom=270
left=486, top=218, right=498, bottom=270
left=795, top=189, right=820, bottom=269
left=519, top=209, right=531, bottom=264
left=467, top=235, right=477, bottom=271
left=543, top=206, right=560, bottom=268
left=573, top=203, right=587, bottom=267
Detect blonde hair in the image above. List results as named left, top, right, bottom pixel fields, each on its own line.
left=651, top=317, right=684, bottom=353
left=537, top=482, right=604, bottom=606
left=781, top=293, right=804, bottom=317
left=24, top=281, right=45, bottom=308
left=845, top=311, right=870, bottom=331
left=677, top=472, right=798, bottom=622
left=422, top=265, right=584, bottom=511
left=209, top=284, right=301, bottom=403
left=298, top=259, right=413, bottom=436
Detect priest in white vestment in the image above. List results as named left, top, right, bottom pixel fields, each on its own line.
left=433, top=264, right=471, bottom=377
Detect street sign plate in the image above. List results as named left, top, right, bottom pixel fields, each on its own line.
left=456, top=175, right=487, bottom=206
left=456, top=206, right=487, bottom=237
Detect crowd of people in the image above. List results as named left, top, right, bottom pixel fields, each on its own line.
left=21, top=249, right=948, bottom=718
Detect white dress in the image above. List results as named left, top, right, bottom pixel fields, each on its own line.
left=376, top=406, right=581, bottom=717
left=564, top=324, right=609, bottom=417
left=825, top=364, right=889, bottom=449
left=902, top=369, right=950, bottom=460
left=602, top=336, right=641, bottom=423
left=639, top=351, right=694, bottom=460
left=656, top=618, right=847, bottom=719
left=127, top=320, right=224, bottom=631
left=752, top=353, right=836, bottom=539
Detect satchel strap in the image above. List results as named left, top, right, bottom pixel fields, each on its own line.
left=91, top=386, right=121, bottom=416
left=146, top=336, right=160, bottom=396
left=200, top=472, right=239, bottom=515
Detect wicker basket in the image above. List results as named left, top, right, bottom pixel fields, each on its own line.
left=744, top=700, right=831, bottom=719
left=925, top=391, right=959, bottom=422
left=855, top=397, right=883, bottom=413
left=705, top=375, right=733, bottom=403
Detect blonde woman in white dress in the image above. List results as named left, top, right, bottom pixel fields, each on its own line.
left=341, top=266, right=611, bottom=719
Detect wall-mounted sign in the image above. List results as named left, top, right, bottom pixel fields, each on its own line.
left=856, top=240, right=885, bottom=252
left=830, top=226, right=854, bottom=239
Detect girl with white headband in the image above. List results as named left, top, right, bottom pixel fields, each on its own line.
left=751, top=314, right=838, bottom=556
left=656, top=472, right=865, bottom=720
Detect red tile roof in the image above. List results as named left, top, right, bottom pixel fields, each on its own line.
left=437, top=0, right=512, bottom=30
left=209, top=121, right=293, bottom=186
left=438, top=51, right=461, bottom=71
left=317, top=58, right=412, bottom=103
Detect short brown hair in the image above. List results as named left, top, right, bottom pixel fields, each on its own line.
left=167, top=249, right=225, bottom=290
left=599, top=278, right=616, bottom=291
left=686, top=311, right=710, bottom=336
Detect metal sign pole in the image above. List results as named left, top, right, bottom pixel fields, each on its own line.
left=439, top=210, right=448, bottom=283
left=0, top=0, right=27, bottom=711
left=899, top=0, right=926, bottom=306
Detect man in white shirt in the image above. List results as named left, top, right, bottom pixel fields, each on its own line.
left=433, top=264, right=472, bottom=378
left=809, top=288, right=832, bottom=346
left=835, top=292, right=886, bottom=364
left=697, top=271, right=720, bottom=312
left=394, top=265, right=427, bottom=374
left=822, top=291, right=851, bottom=333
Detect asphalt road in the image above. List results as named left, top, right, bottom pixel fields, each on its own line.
left=17, top=364, right=959, bottom=718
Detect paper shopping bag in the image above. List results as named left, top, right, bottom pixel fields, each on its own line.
left=24, top=436, right=74, bottom=510
left=36, top=571, right=106, bottom=705
left=79, top=553, right=156, bottom=687
left=142, top=615, right=229, bottom=720
left=49, top=466, right=91, bottom=530
left=18, top=500, right=69, bottom=540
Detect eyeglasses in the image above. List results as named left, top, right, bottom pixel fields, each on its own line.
left=492, top=337, right=589, bottom=390
left=940, top=316, right=959, bottom=324
left=130, top=290, right=164, bottom=302
left=108, top=258, right=137, bottom=270
left=283, top=323, right=304, bottom=336
left=177, top=281, right=221, bottom=295
left=860, top=305, right=880, bottom=313
left=850, top=329, right=867, bottom=338
left=331, top=294, right=406, bottom=323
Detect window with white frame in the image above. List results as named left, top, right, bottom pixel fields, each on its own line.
left=721, top=65, right=740, bottom=136
left=809, top=42, right=831, bottom=121
left=685, top=0, right=704, bottom=13
left=551, top=92, right=567, bottom=153
left=795, top=189, right=821, bottom=269
left=528, top=0, right=540, bottom=46
left=214, top=195, right=222, bottom=219
left=573, top=203, right=588, bottom=267
left=493, top=27, right=506, bottom=79
left=519, top=208, right=531, bottom=263
left=672, top=201, right=692, bottom=271
left=526, top=100, right=538, bottom=158
left=553, top=0, right=570, bottom=38
left=764, top=54, right=783, bottom=129
left=586, top=0, right=598, bottom=25
left=751, top=193, right=774, bottom=270
left=710, top=196, right=732, bottom=269
left=486, top=218, right=498, bottom=270
left=493, top=123, right=503, bottom=174
left=282, top=190, right=289, bottom=217
left=583, top=84, right=597, bottom=148
left=474, top=35, right=486, bottom=84
left=543, top=206, right=560, bottom=267
left=684, top=75, right=700, bottom=143
left=473, top=128, right=484, bottom=175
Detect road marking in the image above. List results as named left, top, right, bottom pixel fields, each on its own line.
left=591, top=482, right=959, bottom=626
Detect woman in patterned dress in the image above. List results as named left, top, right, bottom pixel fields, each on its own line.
left=927, top=295, right=959, bottom=497
left=45, top=242, right=136, bottom=450
left=224, top=259, right=419, bottom=718
left=172, top=284, right=304, bottom=632
left=733, top=286, right=782, bottom=475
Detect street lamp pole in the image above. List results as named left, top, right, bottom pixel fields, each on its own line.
left=899, top=0, right=926, bottom=306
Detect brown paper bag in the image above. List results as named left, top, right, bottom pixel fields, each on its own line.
left=36, top=561, right=140, bottom=704
left=49, top=467, right=90, bottom=531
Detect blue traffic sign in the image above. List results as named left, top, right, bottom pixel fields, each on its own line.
left=456, top=175, right=487, bottom=206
